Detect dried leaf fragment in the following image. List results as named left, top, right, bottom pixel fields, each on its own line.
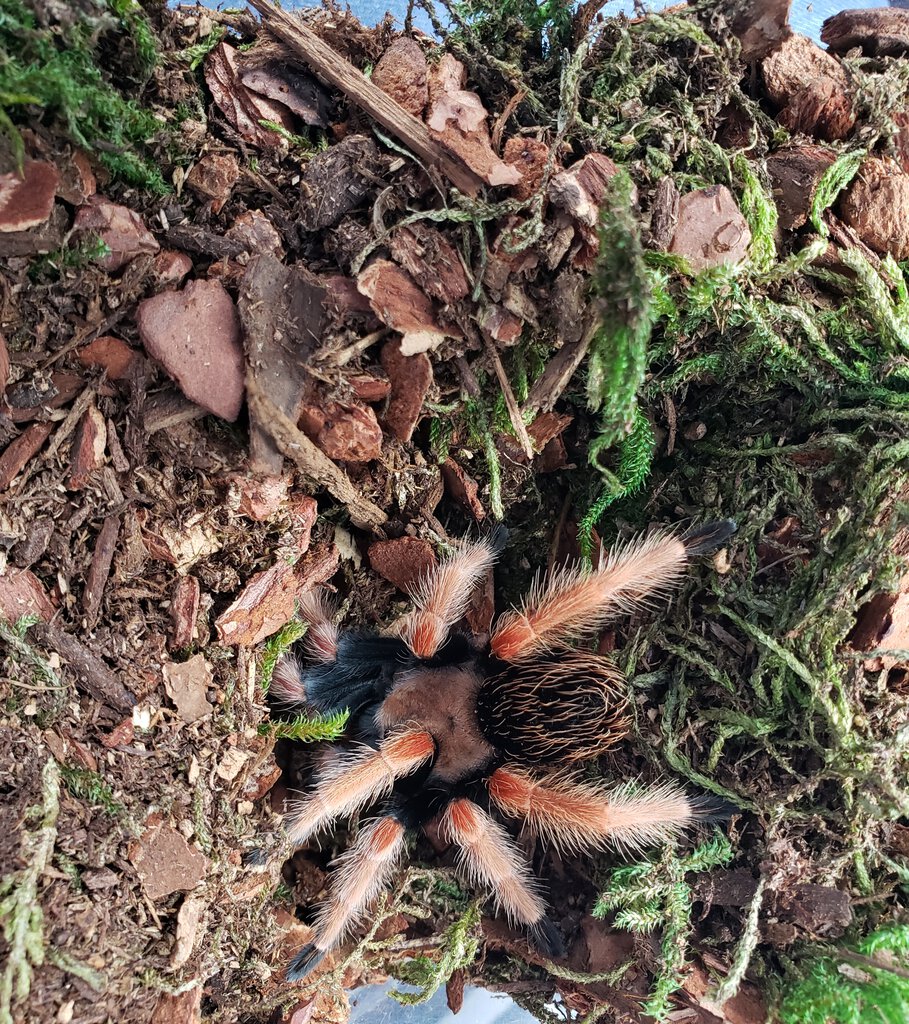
left=205, top=42, right=294, bottom=150
left=129, top=819, right=209, bottom=900
left=241, top=61, right=332, bottom=126
left=162, top=655, right=213, bottom=724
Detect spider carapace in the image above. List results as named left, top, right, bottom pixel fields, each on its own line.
left=268, top=520, right=737, bottom=979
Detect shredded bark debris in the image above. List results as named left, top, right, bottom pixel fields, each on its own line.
left=3, top=1, right=909, bottom=1023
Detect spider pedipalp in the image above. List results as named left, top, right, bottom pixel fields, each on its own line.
left=268, top=522, right=737, bottom=979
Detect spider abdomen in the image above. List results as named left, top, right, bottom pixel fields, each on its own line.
left=476, top=649, right=630, bottom=763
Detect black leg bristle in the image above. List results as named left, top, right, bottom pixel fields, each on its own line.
left=683, top=519, right=738, bottom=557
left=692, top=795, right=740, bottom=822
left=241, top=847, right=269, bottom=870
left=486, top=524, right=509, bottom=555
left=529, top=917, right=565, bottom=959
left=286, top=943, right=327, bottom=981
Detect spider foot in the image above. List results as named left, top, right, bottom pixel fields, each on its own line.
left=529, top=917, right=565, bottom=959
left=286, top=942, right=327, bottom=981
left=683, top=519, right=738, bottom=556
left=691, top=794, right=740, bottom=822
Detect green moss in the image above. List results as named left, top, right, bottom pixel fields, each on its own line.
left=734, top=153, right=777, bottom=273
left=388, top=902, right=482, bottom=1005
left=810, top=150, right=865, bottom=235
left=59, top=765, right=123, bottom=817
left=594, top=832, right=734, bottom=1021
left=106, top=0, right=157, bottom=77
left=0, top=0, right=168, bottom=191
left=579, top=407, right=655, bottom=558
left=176, top=22, right=226, bottom=71
left=259, top=709, right=350, bottom=743
left=0, top=759, right=60, bottom=1024
left=259, top=618, right=307, bottom=695
left=780, top=924, right=909, bottom=1024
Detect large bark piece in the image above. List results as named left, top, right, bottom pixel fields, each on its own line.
left=239, top=254, right=326, bottom=475
left=822, top=8, right=909, bottom=57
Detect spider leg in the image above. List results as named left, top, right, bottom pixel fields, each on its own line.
left=487, top=766, right=716, bottom=854
left=441, top=798, right=562, bottom=956
left=401, top=537, right=499, bottom=658
left=286, top=730, right=435, bottom=846
left=287, top=814, right=407, bottom=980
left=269, top=588, right=339, bottom=706
left=271, top=591, right=408, bottom=719
left=490, top=520, right=737, bottom=661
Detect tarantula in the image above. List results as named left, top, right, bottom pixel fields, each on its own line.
left=269, top=520, right=736, bottom=980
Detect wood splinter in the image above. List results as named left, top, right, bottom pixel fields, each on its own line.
left=245, top=378, right=387, bottom=531
left=246, top=0, right=485, bottom=197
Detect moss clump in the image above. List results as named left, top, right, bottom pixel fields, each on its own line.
left=0, top=759, right=60, bottom=1024
left=388, top=901, right=482, bottom=1005
left=59, top=765, right=124, bottom=816
left=0, top=0, right=167, bottom=190
left=779, top=924, right=909, bottom=1024
left=594, top=832, right=734, bottom=1021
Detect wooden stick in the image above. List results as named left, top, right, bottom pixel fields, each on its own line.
left=479, top=329, right=534, bottom=459
left=82, top=514, right=121, bottom=629
left=246, top=378, right=387, bottom=531
left=33, top=622, right=136, bottom=714
left=523, top=314, right=599, bottom=416
left=246, top=0, right=484, bottom=197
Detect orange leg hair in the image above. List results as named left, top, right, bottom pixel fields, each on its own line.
left=285, top=731, right=435, bottom=846
left=488, top=766, right=703, bottom=854
left=441, top=798, right=547, bottom=928
left=287, top=815, right=406, bottom=979
left=491, top=530, right=690, bottom=661
left=401, top=538, right=499, bottom=659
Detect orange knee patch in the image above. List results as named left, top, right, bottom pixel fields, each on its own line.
left=447, top=798, right=481, bottom=838
left=491, top=615, right=536, bottom=661
left=386, top=730, right=435, bottom=764
left=368, top=818, right=405, bottom=854
left=488, top=768, right=533, bottom=811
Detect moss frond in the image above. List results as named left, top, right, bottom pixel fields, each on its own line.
left=259, top=618, right=307, bottom=695
left=0, top=759, right=60, bottom=1024
left=593, top=833, right=733, bottom=1021
left=389, top=901, right=482, bottom=1005
left=259, top=709, right=350, bottom=743
left=59, top=765, right=123, bottom=816
left=587, top=169, right=654, bottom=432
left=809, top=149, right=865, bottom=235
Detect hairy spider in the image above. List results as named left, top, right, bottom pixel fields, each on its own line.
left=269, top=520, right=737, bottom=980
